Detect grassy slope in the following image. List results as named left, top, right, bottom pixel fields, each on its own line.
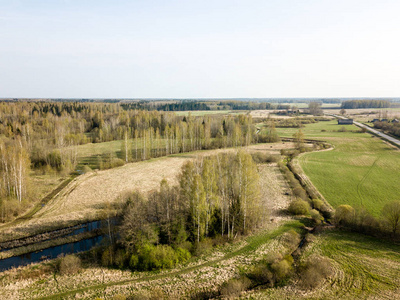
left=277, top=120, right=400, bottom=216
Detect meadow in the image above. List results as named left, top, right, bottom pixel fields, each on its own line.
left=276, top=119, right=400, bottom=216
left=251, top=229, right=400, bottom=299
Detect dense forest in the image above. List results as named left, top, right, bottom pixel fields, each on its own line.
left=0, top=102, right=278, bottom=222
left=341, top=100, right=391, bottom=109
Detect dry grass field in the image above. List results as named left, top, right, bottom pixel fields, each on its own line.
left=0, top=143, right=294, bottom=241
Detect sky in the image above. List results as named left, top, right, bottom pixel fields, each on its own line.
left=1, top=0, right=400, bottom=98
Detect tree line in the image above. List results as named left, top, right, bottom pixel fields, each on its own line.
left=341, top=100, right=391, bottom=109
left=373, top=120, right=400, bottom=138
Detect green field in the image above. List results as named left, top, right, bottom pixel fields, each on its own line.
left=277, top=120, right=400, bottom=215
left=255, top=229, right=400, bottom=299
left=75, top=138, right=169, bottom=169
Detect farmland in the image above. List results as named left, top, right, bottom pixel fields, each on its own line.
left=276, top=119, right=400, bottom=216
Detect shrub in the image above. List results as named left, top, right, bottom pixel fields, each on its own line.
left=288, top=199, right=310, bottom=215
left=271, top=257, right=293, bottom=284
left=192, top=238, right=213, bottom=257
left=101, top=247, right=114, bottom=267
left=310, top=209, right=323, bottom=224
left=251, top=152, right=280, bottom=164
left=299, top=256, right=333, bottom=289
left=220, top=276, right=251, bottom=298
left=175, top=247, right=191, bottom=263
left=135, top=244, right=187, bottom=271
left=59, top=254, right=81, bottom=275
left=129, top=254, right=139, bottom=270
left=312, top=199, right=324, bottom=210
left=281, top=230, right=301, bottom=251
left=334, top=205, right=355, bottom=226
left=248, top=263, right=274, bottom=286
left=293, top=186, right=307, bottom=200
left=115, top=248, right=128, bottom=269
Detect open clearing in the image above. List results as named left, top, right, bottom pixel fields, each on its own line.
left=277, top=120, right=400, bottom=215
left=0, top=143, right=294, bottom=241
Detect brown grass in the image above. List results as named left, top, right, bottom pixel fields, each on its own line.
left=0, top=143, right=295, bottom=241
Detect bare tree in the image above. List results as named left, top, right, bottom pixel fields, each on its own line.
left=382, top=201, right=400, bottom=236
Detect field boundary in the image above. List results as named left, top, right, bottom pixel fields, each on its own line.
left=289, top=148, right=335, bottom=212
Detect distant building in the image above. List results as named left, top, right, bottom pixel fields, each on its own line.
left=338, top=119, right=353, bottom=125
left=392, top=119, right=399, bottom=123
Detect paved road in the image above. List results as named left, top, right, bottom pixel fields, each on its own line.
left=329, top=114, right=400, bottom=148
left=353, top=121, right=400, bottom=147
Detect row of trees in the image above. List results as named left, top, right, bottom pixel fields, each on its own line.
left=341, top=100, right=391, bottom=109
left=334, top=201, right=400, bottom=238
left=120, top=114, right=260, bottom=163
left=373, top=120, right=400, bottom=138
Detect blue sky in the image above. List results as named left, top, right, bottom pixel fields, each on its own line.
left=1, top=0, right=400, bottom=98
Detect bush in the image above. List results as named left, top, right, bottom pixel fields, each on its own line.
left=271, top=257, right=293, bottom=284
left=115, top=248, right=128, bottom=269
left=192, top=238, right=213, bottom=257
left=281, top=230, right=301, bottom=251
left=101, top=247, right=114, bottom=267
left=248, top=264, right=274, bottom=286
left=175, top=247, right=191, bottom=263
left=251, top=152, right=280, bottom=164
left=299, top=256, right=333, bottom=289
left=59, top=254, right=81, bottom=275
left=293, top=186, right=307, bottom=200
left=310, top=209, right=323, bottom=224
left=334, top=205, right=355, bottom=226
left=129, top=254, right=139, bottom=270
left=134, top=244, right=188, bottom=271
left=288, top=199, right=310, bottom=215
left=312, top=199, right=324, bottom=210
left=220, top=276, right=251, bottom=298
